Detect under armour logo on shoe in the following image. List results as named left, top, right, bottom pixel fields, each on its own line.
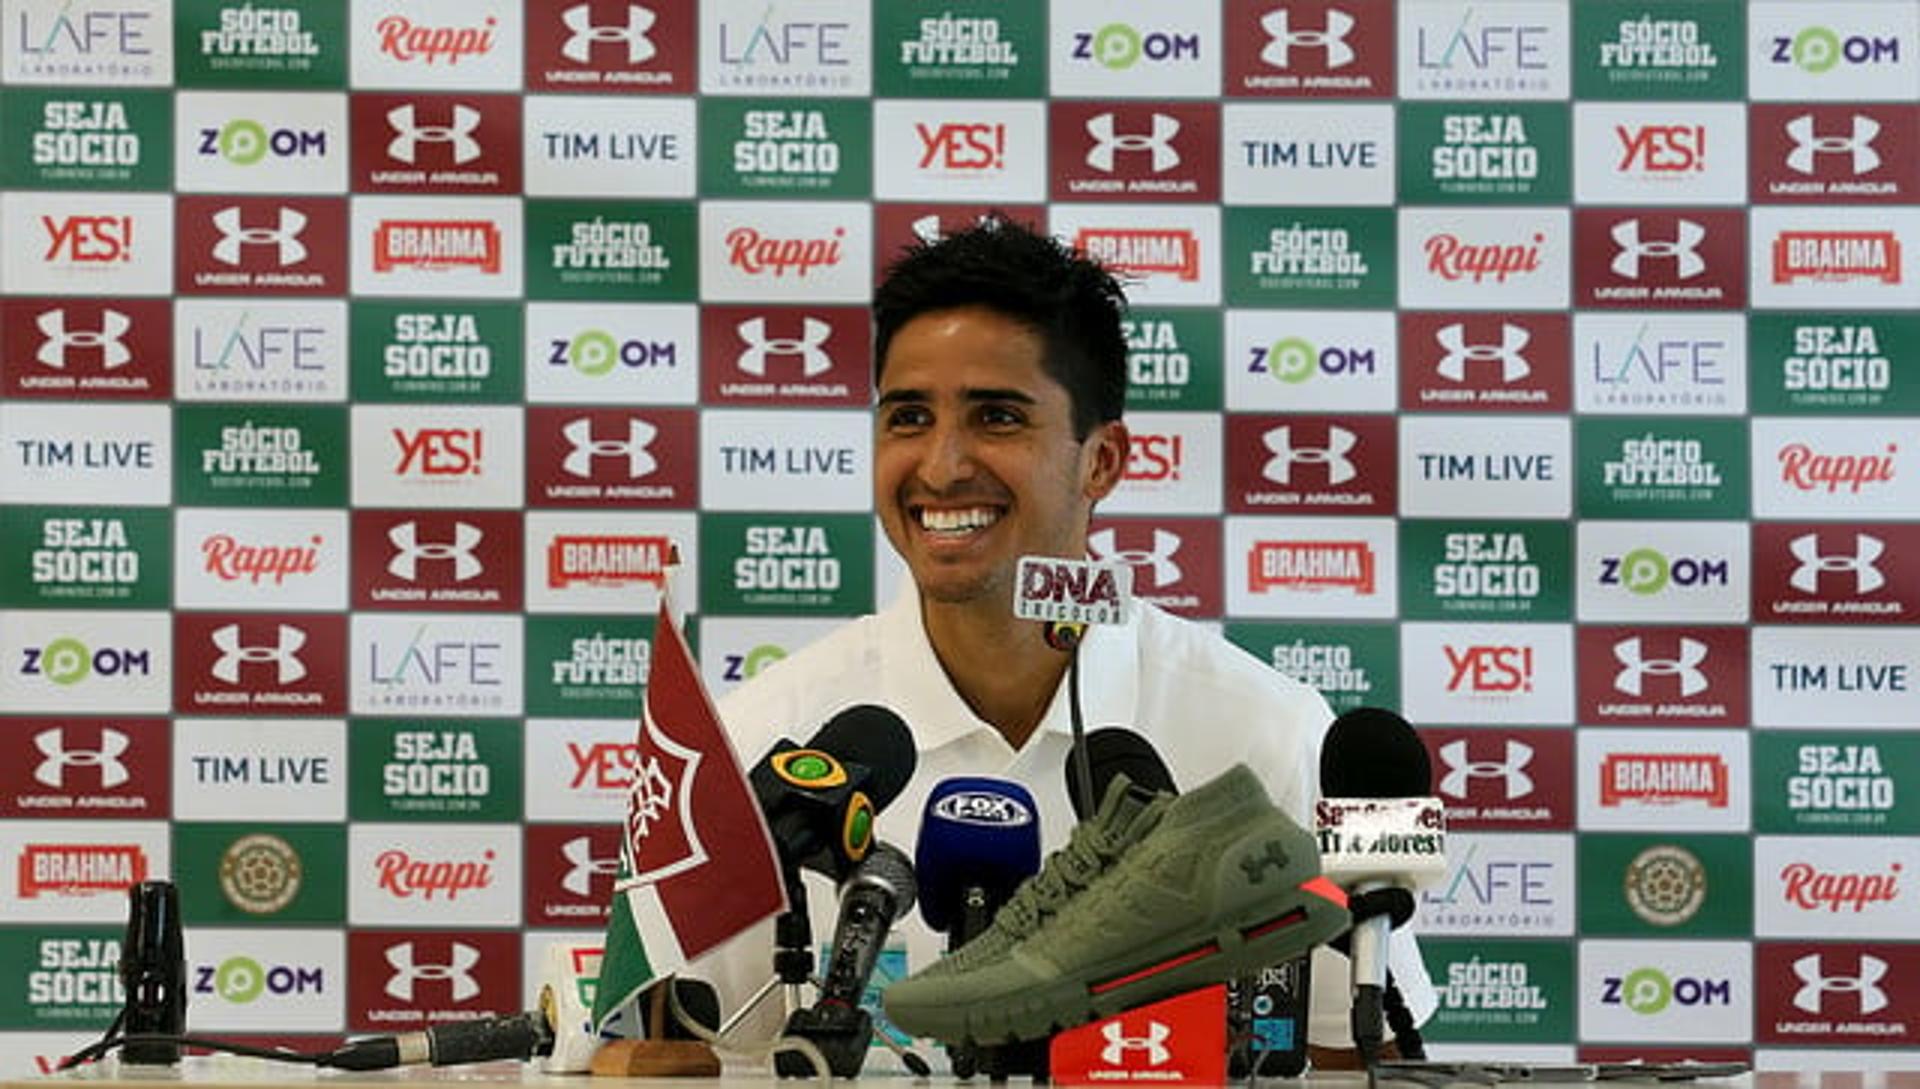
left=1100, top=1019, right=1172, bottom=1066
left=1238, top=839, right=1291, bottom=884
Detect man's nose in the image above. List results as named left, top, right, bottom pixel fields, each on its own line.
left=917, top=421, right=976, bottom=490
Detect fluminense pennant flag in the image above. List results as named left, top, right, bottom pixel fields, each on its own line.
left=591, top=593, right=787, bottom=1035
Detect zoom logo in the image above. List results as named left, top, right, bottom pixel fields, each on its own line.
left=547, top=330, right=678, bottom=376
left=1600, top=967, right=1732, bottom=1014
left=20, top=638, right=152, bottom=684
left=194, top=956, right=324, bottom=1003
left=1598, top=549, right=1729, bottom=595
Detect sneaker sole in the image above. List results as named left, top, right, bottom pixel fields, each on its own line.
left=925, top=875, right=1349, bottom=1045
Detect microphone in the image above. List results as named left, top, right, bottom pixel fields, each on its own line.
left=1064, top=727, right=1178, bottom=820
left=1316, top=707, right=1446, bottom=1065
left=1013, top=555, right=1135, bottom=818
left=916, top=777, right=1042, bottom=949
left=751, top=704, right=917, bottom=881
left=119, top=880, right=186, bottom=1065
left=778, top=843, right=920, bottom=1078
left=323, top=1011, right=554, bottom=1070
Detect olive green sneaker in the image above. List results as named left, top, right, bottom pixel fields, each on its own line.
left=918, top=772, right=1172, bottom=979
left=884, top=764, right=1348, bottom=1045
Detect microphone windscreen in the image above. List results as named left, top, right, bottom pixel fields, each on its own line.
left=914, top=777, right=1041, bottom=933
left=1066, top=727, right=1178, bottom=821
left=1319, top=707, right=1431, bottom=798
left=807, top=703, right=918, bottom=812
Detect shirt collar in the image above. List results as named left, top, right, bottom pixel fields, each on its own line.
left=876, top=580, right=1144, bottom=755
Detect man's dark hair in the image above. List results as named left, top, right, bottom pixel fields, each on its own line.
left=873, top=216, right=1129, bottom=439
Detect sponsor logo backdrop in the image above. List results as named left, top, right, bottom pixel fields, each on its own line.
left=0, top=0, right=1915, bottom=1068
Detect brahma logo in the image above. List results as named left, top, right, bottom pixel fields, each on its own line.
left=1227, top=2, right=1391, bottom=96
left=1600, top=754, right=1728, bottom=808
left=528, top=1, right=690, bottom=91
left=177, top=613, right=345, bottom=715
left=1427, top=728, right=1572, bottom=829
left=547, top=535, right=670, bottom=590
left=1755, top=524, right=1918, bottom=623
left=1400, top=313, right=1569, bottom=411
left=354, top=511, right=519, bottom=612
left=372, top=219, right=502, bottom=273
left=1248, top=540, right=1376, bottom=595
left=1051, top=102, right=1220, bottom=203
left=527, top=407, right=694, bottom=507
left=3, top=298, right=166, bottom=399
left=1772, top=231, right=1902, bottom=285
left=18, top=844, right=146, bottom=899
left=352, top=94, right=520, bottom=194
left=1228, top=414, right=1393, bottom=514
left=1575, top=209, right=1743, bottom=308
left=177, top=196, right=346, bottom=295
left=1075, top=226, right=1200, bottom=281
left=1577, top=626, right=1743, bottom=726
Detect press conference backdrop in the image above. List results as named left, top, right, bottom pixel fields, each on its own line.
left=0, top=0, right=1917, bottom=1074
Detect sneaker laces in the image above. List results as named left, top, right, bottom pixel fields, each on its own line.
left=990, top=816, right=1117, bottom=938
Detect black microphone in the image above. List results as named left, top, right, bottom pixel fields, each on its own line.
left=751, top=704, right=917, bottom=881
left=119, top=880, right=186, bottom=1065
left=1319, top=707, right=1437, bottom=1065
left=323, top=1011, right=554, bottom=1070
left=777, top=843, right=919, bottom=1078
left=1064, top=726, right=1178, bottom=819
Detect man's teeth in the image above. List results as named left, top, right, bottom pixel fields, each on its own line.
left=920, top=508, right=999, bottom=532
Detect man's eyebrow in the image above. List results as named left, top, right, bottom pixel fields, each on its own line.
left=875, top=387, right=1038, bottom=406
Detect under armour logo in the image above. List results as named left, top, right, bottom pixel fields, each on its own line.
left=1087, top=528, right=1183, bottom=589
left=1260, top=8, right=1355, bottom=69
left=1263, top=425, right=1357, bottom=485
left=1085, top=112, right=1180, bottom=173
left=385, top=941, right=482, bottom=1002
left=560, top=3, right=655, bottom=63
left=1790, top=532, right=1885, bottom=595
left=211, top=206, right=307, bottom=267
left=1100, top=1019, right=1172, bottom=1066
left=1785, top=114, right=1881, bottom=176
left=387, top=104, right=482, bottom=165
left=36, top=308, right=131, bottom=369
left=560, top=835, right=622, bottom=897
left=388, top=521, right=484, bottom=583
left=33, top=727, right=131, bottom=789
left=1435, top=322, right=1530, bottom=383
left=1238, top=839, right=1291, bottom=884
left=1613, top=636, right=1708, bottom=698
left=736, top=316, right=832, bottom=377
left=562, top=416, right=657, bottom=479
left=1793, top=953, right=1888, bottom=1015
left=211, top=623, right=307, bottom=685
left=1610, top=218, right=1706, bottom=280
left=1436, top=739, right=1534, bottom=801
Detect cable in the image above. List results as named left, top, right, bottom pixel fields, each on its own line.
left=61, top=1033, right=324, bottom=1069
left=664, top=973, right=832, bottom=1088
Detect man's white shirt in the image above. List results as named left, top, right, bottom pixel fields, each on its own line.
left=698, top=582, right=1437, bottom=1054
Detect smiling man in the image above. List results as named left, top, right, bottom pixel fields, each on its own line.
left=705, top=218, right=1431, bottom=1064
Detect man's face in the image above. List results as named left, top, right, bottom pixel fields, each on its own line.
left=874, top=305, right=1127, bottom=607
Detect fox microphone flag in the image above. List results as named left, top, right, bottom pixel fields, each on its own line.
left=592, top=598, right=787, bottom=1035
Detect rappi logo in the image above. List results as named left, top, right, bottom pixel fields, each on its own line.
left=176, top=196, right=347, bottom=296
left=526, top=1, right=693, bottom=92
left=699, top=306, right=868, bottom=406
left=526, top=407, right=695, bottom=507
left=0, top=718, right=168, bottom=820
left=1050, top=102, right=1220, bottom=203
left=1087, top=518, right=1221, bottom=617
left=351, top=94, right=521, bottom=194
left=1776, top=438, right=1899, bottom=495
left=1598, top=753, right=1730, bottom=808
left=392, top=426, right=485, bottom=478
left=1777, top=861, right=1903, bottom=915
left=353, top=510, right=521, bottom=612
left=1422, top=229, right=1546, bottom=286
left=1425, top=727, right=1574, bottom=830
left=1754, top=523, right=1920, bottom=624
left=1227, top=414, right=1395, bottom=514
left=174, top=614, right=347, bottom=716
left=373, top=13, right=501, bottom=66
left=1443, top=644, right=1534, bottom=696
left=1577, top=626, right=1746, bottom=726
left=1, top=298, right=170, bottom=399
left=724, top=226, right=846, bottom=279
left=374, top=848, right=495, bottom=901
left=1575, top=209, right=1745, bottom=309
left=1752, top=104, right=1916, bottom=203
left=524, top=824, right=620, bottom=926
left=200, top=530, right=324, bottom=587
left=1399, top=313, right=1570, bottom=411
left=347, top=931, right=518, bottom=1030
left=1225, top=1, right=1393, bottom=96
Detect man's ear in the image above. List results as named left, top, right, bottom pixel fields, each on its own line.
left=1082, top=420, right=1130, bottom=501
